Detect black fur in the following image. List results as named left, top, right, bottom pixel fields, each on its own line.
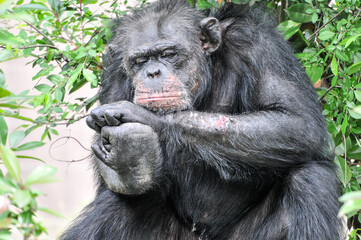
left=61, top=1, right=344, bottom=239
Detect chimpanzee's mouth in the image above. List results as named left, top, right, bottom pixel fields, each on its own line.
left=136, top=96, right=183, bottom=102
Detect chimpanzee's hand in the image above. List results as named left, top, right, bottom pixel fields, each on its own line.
left=92, top=123, right=163, bottom=195
left=86, top=101, right=166, bottom=133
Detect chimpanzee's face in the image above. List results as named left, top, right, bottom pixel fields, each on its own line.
left=123, top=20, right=203, bottom=114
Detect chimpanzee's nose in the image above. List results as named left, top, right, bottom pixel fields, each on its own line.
left=147, top=69, right=161, bottom=79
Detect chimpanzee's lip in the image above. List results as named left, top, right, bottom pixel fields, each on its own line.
left=136, top=96, right=183, bottom=102
left=135, top=92, right=184, bottom=102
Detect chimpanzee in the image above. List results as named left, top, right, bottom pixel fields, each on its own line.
left=61, top=0, right=344, bottom=239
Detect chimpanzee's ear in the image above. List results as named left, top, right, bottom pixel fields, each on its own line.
left=200, top=17, right=235, bottom=55
left=200, top=17, right=222, bottom=54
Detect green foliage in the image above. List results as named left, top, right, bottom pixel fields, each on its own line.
left=0, top=0, right=361, bottom=238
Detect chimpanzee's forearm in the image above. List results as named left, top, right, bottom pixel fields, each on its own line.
left=167, top=109, right=328, bottom=170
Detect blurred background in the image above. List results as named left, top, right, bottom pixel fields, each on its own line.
left=3, top=57, right=95, bottom=239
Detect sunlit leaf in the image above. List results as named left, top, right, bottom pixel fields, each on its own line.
left=9, top=131, right=25, bottom=148
left=15, top=141, right=45, bottom=151
left=16, top=3, right=50, bottom=11
left=0, top=30, right=24, bottom=47
left=26, top=165, right=58, bottom=186
left=0, top=116, right=8, bottom=145
left=0, top=0, right=14, bottom=14
left=277, top=20, right=300, bottom=40
left=348, top=62, right=361, bottom=75
left=286, top=3, right=313, bottom=23
left=13, top=190, right=31, bottom=207
left=318, top=30, right=335, bottom=41
left=340, top=191, right=361, bottom=215
left=349, top=106, right=361, bottom=119
left=83, top=68, right=98, bottom=87
left=0, top=178, right=15, bottom=193
left=306, top=64, right=323, bottom=84
left=0, top=144, right=21, bottom=183
left=38, top=207, right=65, bottom=218
left=331, top=56, right=338, bottom=76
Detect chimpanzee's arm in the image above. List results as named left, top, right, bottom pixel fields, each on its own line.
left=166, top=74, right=328, bottom=172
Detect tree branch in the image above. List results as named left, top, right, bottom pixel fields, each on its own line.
left=307, top=6, right=347, bottom=41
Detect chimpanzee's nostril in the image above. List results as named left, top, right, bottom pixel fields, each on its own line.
left=147, top=69, right=161, bottom=79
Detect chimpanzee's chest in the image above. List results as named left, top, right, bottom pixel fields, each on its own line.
left=169, top=164, right=273, bottom=239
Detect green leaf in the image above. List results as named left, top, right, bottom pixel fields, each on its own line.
left=0, top=30, right=24, bottom=47
left=311, top=12, right=318, bottom=23
left=340, top=191, right=361, bottom=202
left=17, top=155, right=44, bottom=162
left=286, top=3, right=313, bottom=23
left=16, top=3, right=50, bottom=11
left=348, top=145, right=361, bottom=160
left=15, top=141, right=45, bottom=151
left=0, top=144, right=21, bottom=183
left=339, top=191, right=361, bottom=215
left=0, top=178, right=15, bottom=193
left=306, top=64, right=324, bottom=84
left=82, top=68, right=98, bottom=87
left=331, top=56, right=338, bottom=76
left=348, top=62, right=361, bottom=75
left=47, top=74, right=63, bottom=84
left=331, top=75, right=338, bottom=87
left=13, top=190, right=31, bottom=207
left=349, top=106, right=361, bottom=119
left=355, top=91, right=361, bottom=102
left=337, top=156, right=352, bottom=186
left=335, top=50, right=350, bottom=62
left=0, top=0, right=13, bottom=14
left=35, top=84, right=52, bottom=93
left=197, top=0, right=213, bottom=9
left=277, top=20, right=300, bottom=40
left=0, top=116, right=8, bottom=145
left=67, top=64, right=83, bottom=89
left=0, top=87, right=11, bottom=98
left=38, top=207, right=65, bottom=218
left=9, top=131, right=25, bottom=148
left=341, top=115, right=348, bottom=135
left=318, top=30, right=335, bottom=41
left=26, top=165, right=58, bottom=186
left=54, top=88, right=64, bottom=102
left=0, top=12, right=33, bottom=22
left=0, top=49, right=12, bottom=62
left=344, top=34, right=361, bottom=48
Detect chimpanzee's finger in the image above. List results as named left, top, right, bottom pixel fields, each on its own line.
left=91, top=143, right=108, bottom=162
left=86, top=116, right=101, bottom=133
left=101, top=136, right=112, bottom=152
left=104, top=109, right=122, bottom=126
left=90, top=108, right=107, bottom=127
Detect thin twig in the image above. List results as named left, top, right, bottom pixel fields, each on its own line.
left=0, top=45, right=58, bottom=50
left=343, top=134, right=347, bottom=184
left=22, top=20, right=57, bottom=47
left=307, top=6, right=347, bottom=41
left=85, top=28, right=101, bottom=47
left=319, top=85, right=342, bottom=102
left=52, top=10, right=74, bottom=44
left=49, top=136, right=91, bottom=163
left=80, top=0, right=84, bottom=46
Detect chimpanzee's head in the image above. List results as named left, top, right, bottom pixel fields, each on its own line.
left=106, top=0, right=225, bottom=114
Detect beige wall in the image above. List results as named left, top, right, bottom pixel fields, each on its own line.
left=2, top=57, right=96, bottom=239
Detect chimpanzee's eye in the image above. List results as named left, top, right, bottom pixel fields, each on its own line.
left=161, top=49, right=176, bottom=58
left=135, top=57, right=148, bottom=65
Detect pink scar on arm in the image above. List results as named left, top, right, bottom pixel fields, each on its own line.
left=215, top=117, right=229, bottom=132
